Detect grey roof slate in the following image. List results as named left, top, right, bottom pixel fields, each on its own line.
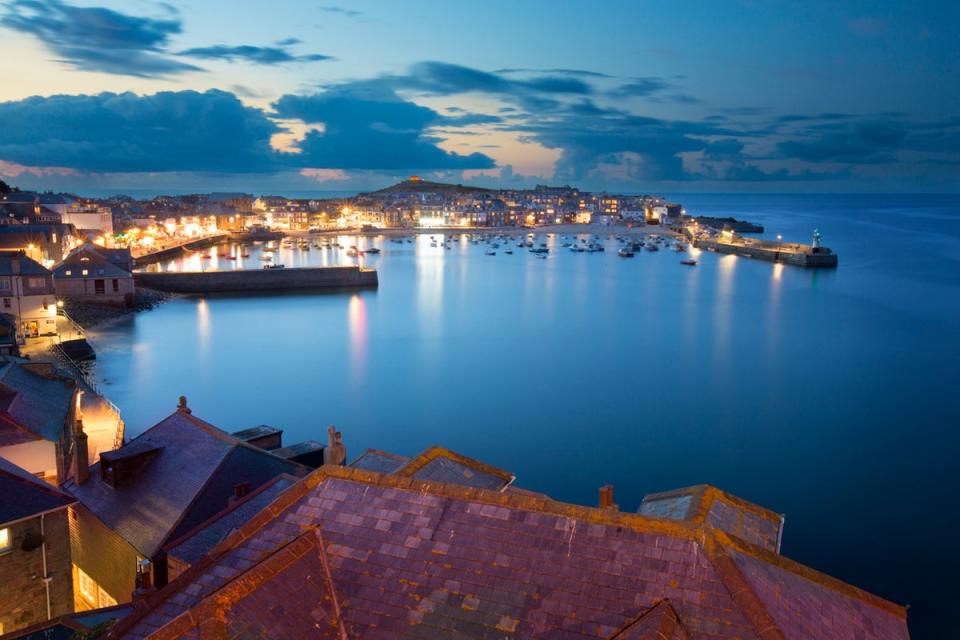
left=410, top=455, right=509, bottom=490
left=164, top=475, right=297, bottom=566
left=349, top=448, right=410, bottom=474
left=0, top=360, right=75, bottom=443
left=0, top=455, right=74, bottom=524
left=63, top=407, right=306, bottom=557
left=0, top=251, right=52, bottom=277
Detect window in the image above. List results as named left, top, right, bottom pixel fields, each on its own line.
left=81, top=269, right=88, bottom=276
left=0, top=527, right=10, bottom=552
left=76, top=565, right=97, bottom=604
left=27, top=277, right=46, bottom=288
left=2, top=298, right=9, bottom=309
left=65, top=270, right=72, bottom=276
left=112, top=279, right=119, bottom=292
left=98, top=586, right=117, bottom=607
left=95, top=280, right=105, bottom=295
left=0, top=276, right=10, bottom=291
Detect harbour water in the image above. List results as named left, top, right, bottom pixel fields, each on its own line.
left=87, top=193, right=960, bottom=637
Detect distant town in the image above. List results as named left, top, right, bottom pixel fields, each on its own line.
left=1, top=175, right=693, bottom=264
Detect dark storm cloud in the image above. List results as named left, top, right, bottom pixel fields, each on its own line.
left=777, top=120, right=907, bottom=163
left=0, top=90, right=281, bottom=172
left=179, top=44, right=333, bottom=65
left=272, top=85, right=495, bottom=171
left=0, top=0, right=198, bottom=77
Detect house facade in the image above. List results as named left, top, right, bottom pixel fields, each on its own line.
left=52, top=243, right=135, bottom=306
left=0, top=457, right=75, bottom=636
left=0, top=252, right=57, bottom=340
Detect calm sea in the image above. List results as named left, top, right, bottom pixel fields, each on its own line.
left=87, top=193, right=960, bottom=637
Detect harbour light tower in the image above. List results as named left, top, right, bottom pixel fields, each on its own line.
left=812, top=229, right=822, bottom=250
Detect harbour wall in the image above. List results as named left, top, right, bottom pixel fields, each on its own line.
left=693, top=238, right=838, bottom=268
left=133, top=235, right=229, bottom=268
left=134, top=266, right=378, bottom=293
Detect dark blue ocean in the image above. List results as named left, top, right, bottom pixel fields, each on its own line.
left=88, top=193, right=960, bottom=637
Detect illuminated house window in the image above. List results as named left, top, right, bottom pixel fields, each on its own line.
left=0, top=527, right=10, bottom=552
left=98, top=586, right=117, bottom=607
left=65, top=270, right=72, bottom=276
left=76, top=565, right=97, bottom=604
left=82, top=269, right=88, bottom=276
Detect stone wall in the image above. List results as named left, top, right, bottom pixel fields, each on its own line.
left=0, top=509, right=74, bottom=634
left=134, top=266, right=378, bottom=294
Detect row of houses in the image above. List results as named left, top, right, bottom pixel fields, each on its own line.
left=0, top=387, right=912, bottom=638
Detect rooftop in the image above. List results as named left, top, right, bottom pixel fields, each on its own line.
left=110, top=452, right=908, bottom=640
left=63, top=398, right=307, bottom=557
left=0, top=455, right=74, bottom=525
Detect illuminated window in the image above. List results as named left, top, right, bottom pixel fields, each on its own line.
left=82, top=269, right=88, bottom=276
left=0, top=527, right=10, bottom=552
left=98, top=586, right=117, bottom=607
left=76, top=565, right=97, bottom=604
left=65, top=270, right=72, bottom=276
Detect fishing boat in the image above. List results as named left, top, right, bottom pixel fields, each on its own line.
left=681, top=259, right=697, bottom=266
left=485, top=250, right=496, bottom=256
left=617, top=248, right=635, bottom=257
left=365, top=247, right=381, bottom=254
left=645, top=243, right=659, bottom=252
left=259, top=254, right=272, bottom=261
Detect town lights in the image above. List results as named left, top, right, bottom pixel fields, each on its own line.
left=56, top=300, right=64, bottom=308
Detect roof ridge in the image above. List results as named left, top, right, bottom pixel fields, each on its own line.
left=160, top=473, right=299, bottom=554
left=0, top=457, right=75, bottom=504
left=709, top=527, right=907, bottom=619
left=121, top=528, right=331, bottom=640
left=700, top=530, right=788, bottom=640
left=608, top=599, right=689, bottom=639
left=396, top=445, right=516, bottom=485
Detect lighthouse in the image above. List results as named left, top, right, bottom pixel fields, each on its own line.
left=812, top=228, right=822, bottom=250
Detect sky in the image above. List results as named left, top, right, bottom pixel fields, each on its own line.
left=0, top=0, right=958, bottom=195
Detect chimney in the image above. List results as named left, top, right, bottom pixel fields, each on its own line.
left=229, top=482, right=251, bottom=506
left=10, top=252, right=20, bottom=275
left=323, top=425, right=346, bottom=466
left=599, top=485, right=618, bottom=511
left=177, top=395, right=191, bottom=414
left=75, top=419, right=89, bottom=484
left=132, top=558, right=156, bottom=608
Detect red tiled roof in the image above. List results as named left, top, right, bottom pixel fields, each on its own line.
left=110, top=464, right=909, bottom=640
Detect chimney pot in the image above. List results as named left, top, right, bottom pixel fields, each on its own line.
left=132, top=558, right=156, bottom=608
left=177, top=396, right=190, bottom=413
left=75, top=419, right=89, bottom=484
left=599, top=484, right=615, bottom=510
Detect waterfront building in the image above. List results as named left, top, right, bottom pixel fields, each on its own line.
left=62, top=397, right=309, bottom=609
left=108, top=446, right=909, bottom=639
left=0, top=224, right=76, bottom=266
left=0, top=359, right=79, bottom=484
left=0, top=456, right=75, bottom=635
left=61, top=204, right=114, bottom=238
left=0, top=252, right=57, bottom=340
left=0, top=359, right=122, bottom=485
left=52, top=243, right=135, bottom=306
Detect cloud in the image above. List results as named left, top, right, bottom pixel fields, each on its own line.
left=0, top=90, right=281, bottom=172
left=495, top=68, right=613, bottom=79
left=319, top=6, right=363, bottom=17
left=0, top=0, right=199, bottom=77
left=180, top=44, right=333, bottom=65
left=609, top=78, right=672, bottom=97
left=272, top=84, right=495, bottom=170
left=777, top=120, right=907, bottom=163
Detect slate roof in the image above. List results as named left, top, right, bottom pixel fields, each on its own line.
left=0, top=251, right=52, bottom=277
left=110, top=463, right=909, bottom=640
left=63, top=402, right=307, bottom=558
left=0, top=455, right=74, bottom=525
left=0, top=359, right=75, bottom=443
left=349, top=448, right=410, bottom=474
left=53, top=243, right=133, bottom=279
left=394, top=445, right=515, bottom=491
left=164, top=475, right=298, bottom=568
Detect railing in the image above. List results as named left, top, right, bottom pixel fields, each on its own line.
left=52, top=309, right=126, bottom=449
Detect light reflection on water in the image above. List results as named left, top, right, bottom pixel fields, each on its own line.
left=92, top=194, right=960, bottom=637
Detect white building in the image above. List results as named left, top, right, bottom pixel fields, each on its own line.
left=0, top=251, right=57, bottom=339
